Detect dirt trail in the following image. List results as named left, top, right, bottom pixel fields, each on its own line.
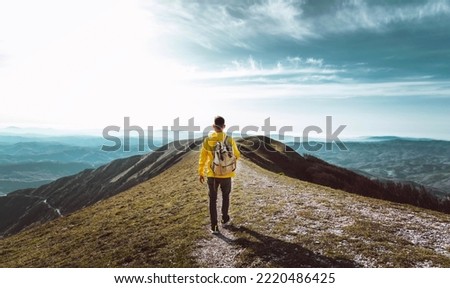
left=193, top=158, right=450, bottom=267
left=192, top=160, right=270, bottom=267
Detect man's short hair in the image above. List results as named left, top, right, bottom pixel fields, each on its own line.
left=214, top=116, right=225, bottom=128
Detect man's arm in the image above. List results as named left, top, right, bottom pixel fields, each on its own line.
left=198, top=139, right=208, bottom=184
left=231, top=138, right=241, bottom=160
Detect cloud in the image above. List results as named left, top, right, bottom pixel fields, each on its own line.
left=246, top=0, right=313, bottom=40
left=188, top=55, right=344, bottom=85
left=178, top=54, right=450, bottom=101
left=199, top=79, right=450, bottom=101
left=321, top=0, right=450, bottom=33
left=144, top=0, right=314, bottom=52
left=143, top=0, right=450, bottom=86
left=145, top=0, right=450, bottom=51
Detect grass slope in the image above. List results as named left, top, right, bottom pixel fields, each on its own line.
left=0, top=152, right=449, bottom=267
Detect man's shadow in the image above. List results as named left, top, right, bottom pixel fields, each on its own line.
left=216, top=225, right=357, bottom=268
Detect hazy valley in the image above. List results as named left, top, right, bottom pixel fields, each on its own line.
left=0, top=135, right=153, bottom=195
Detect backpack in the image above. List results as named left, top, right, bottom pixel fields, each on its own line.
left=211, top=136, right=236, bottom=176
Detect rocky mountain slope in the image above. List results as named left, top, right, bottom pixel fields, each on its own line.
left=0, top=137, right=449, bottom=267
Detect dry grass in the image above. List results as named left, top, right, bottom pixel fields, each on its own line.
left=0, top=153, right=208, bottom=267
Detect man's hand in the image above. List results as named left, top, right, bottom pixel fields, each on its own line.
left=199, top=175, right=205, bottom=184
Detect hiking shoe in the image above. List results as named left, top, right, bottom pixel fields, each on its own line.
left=211, top=225, right=219, bottom=234
left=221, top=218, right=232, bottom=227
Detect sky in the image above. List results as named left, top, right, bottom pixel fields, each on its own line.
left=0, top=0, right=449, bottom=139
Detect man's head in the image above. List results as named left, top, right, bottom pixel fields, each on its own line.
left=213, top=116, right=225, bottom=132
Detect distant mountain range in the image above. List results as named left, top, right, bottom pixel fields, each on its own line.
left=1, top=133, right=449, bottom=198
left=286, top=137, right=450, bottom=197
left=0, top=136, right=154, bottom=195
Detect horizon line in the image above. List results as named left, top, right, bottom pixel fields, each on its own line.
left=0, top=128, right=448, bottom=142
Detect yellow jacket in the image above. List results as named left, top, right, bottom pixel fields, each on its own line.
left=198, top=132, right=241, bottom=178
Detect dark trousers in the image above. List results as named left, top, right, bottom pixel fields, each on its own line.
left=207, top=177, right=232, bottom=228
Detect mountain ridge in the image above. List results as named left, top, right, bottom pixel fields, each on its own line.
left=0, top=147, right=449, bottom=267
left=239, top=136, right=450, bottom=213
left=1, top=136, right=449, bottom=238
left=287, top=138, right=450, bottom=195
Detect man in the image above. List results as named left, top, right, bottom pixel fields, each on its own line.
left=198, top=116, right=240, bottom=234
